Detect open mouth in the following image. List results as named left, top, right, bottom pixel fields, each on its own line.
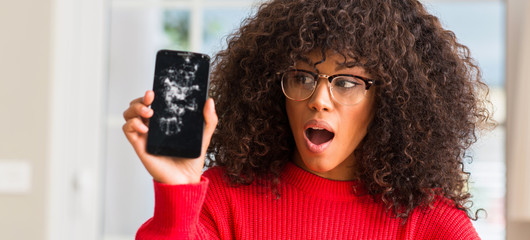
left=305, top=127, right=335, bottom=145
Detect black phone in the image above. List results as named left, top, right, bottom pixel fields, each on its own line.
left=146, top=50, right=211, bottom=158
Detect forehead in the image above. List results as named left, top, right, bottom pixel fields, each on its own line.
left=293, top=50, right=369, bottom=75
left=295, top=50, right=366, bottom=69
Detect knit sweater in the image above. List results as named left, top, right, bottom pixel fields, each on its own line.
left=136, top=162, right=480, bottom=239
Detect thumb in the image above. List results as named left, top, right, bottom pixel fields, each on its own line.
left=201, top=98, right=218, bottom=156
left=143, top=90, right=155, bottom=105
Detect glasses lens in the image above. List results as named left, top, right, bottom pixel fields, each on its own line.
left=281, top=70, right=315, bottom=100
left=330, top=76, right=366, bottom=105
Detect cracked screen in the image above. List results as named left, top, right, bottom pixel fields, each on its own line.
left=147, top=50, right=210, bottom=158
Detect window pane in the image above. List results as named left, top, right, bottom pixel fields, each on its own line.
left=426, top=1, right=506, bottom=240
left=163, top=10, right=191, bottom=50
left=105, top=1, right=506, bottom=239
left=202, top=8, right=252, bottom=56
left=105, top=6, right=185, bottom=237
left=426, top=1, right=505, bottom=88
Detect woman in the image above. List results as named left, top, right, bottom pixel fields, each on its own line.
left=123, top=0, right=492, bottom=239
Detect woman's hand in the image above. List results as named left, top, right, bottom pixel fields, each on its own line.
left=122, top=90, right=218, bottom=185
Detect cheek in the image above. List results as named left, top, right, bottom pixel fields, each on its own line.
left=285, top=101, right=307, bottom=145
left=341, top=117, right=365, bottom=146
left=285, top=99, right=300, bottom=126
left=285, top=101, right=298, bottom=130
left=339, top=107, right=374, bottom=147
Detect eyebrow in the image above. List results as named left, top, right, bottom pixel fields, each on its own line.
left=335, top=61, right=366, bottom=71
left=296, top=57, right=366, bottom=71
left=297, top=56, right=315, bottom=67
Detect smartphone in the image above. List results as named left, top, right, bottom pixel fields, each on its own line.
left=146, top=50, right=210, bottom=158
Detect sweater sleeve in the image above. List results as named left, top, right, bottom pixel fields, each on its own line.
left=135, top=176, right=220, bottom=240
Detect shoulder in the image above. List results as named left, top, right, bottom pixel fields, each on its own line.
left=202, top=166, right=232, bottom=193
left=199, top=167, right=233, bottom=220
left=203, top=166, right=225, bottom=182
left=202, top=166, right=266, bottom=195
left=408, top=197, right=480, bottom=239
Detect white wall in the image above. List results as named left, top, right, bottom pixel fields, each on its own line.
left=506, top=0, right=530, bottom=237
left=0, top=0, right=106, bottom=239
left=0, top=0, right=52, bottom=239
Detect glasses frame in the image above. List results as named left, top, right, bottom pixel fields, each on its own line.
left=277, top=69, right=376, bottom=105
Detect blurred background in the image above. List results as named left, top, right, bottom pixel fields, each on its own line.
left=0, top=0, right=528, bottom=239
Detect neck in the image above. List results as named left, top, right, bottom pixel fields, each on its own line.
left=291, top=151, right=358, bottom=181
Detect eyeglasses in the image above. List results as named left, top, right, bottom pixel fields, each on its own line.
left=278, top=69, right=376, bottom=106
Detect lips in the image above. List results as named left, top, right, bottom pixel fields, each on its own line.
left=303, top=120, right=335, bottom=153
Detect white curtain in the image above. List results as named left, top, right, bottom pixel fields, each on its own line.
left=507, top=0, right=530, bottom=221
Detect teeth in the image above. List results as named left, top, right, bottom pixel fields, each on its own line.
left=311, top=127, right=324, bottom=130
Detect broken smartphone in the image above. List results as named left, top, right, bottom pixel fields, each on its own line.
left=146, top=50, right=210, bottom=158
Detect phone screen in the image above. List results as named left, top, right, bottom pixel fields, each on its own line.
left=146, top=50, right=210, bottom=158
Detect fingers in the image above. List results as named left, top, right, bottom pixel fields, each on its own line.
left=201, top=98, right=218, bottom=156
left=123, top=122, right=148, bottom=157
left=129, top=96, right=143, bottom=106
left=128, top=90, right=154, bottom=106
left=123, top=92, right=152, bottom=138
left=143, top=90, right=154, bottom=105
left=123, top=115, right=150, bottom=156
left=123, top=91, right=154, bottom=121
left=123, top=103, right=153, bottom=121
left=123, top=117, right=149, bottom=134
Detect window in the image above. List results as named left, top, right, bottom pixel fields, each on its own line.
left=104, top=1, right=256, bottom=239
left=426, top=2, right=506, bottom=239
left=104, top=1, right=506, bottom=239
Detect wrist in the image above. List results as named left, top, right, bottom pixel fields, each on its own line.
left=155, top=172, right=202, bottom=185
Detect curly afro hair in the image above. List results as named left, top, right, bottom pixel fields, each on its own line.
left=206, top=0, right=493, bottom=220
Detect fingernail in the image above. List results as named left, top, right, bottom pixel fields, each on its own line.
left=141, top=107, right=149, bottom=114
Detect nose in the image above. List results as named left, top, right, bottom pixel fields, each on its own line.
left=307, top=78, right=334, bottom=111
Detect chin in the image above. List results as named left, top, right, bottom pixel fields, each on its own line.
left=300, top=154, right=341, bottom=173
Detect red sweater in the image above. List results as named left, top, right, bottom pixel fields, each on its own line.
left=136, top=162, right=480, bottom=239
